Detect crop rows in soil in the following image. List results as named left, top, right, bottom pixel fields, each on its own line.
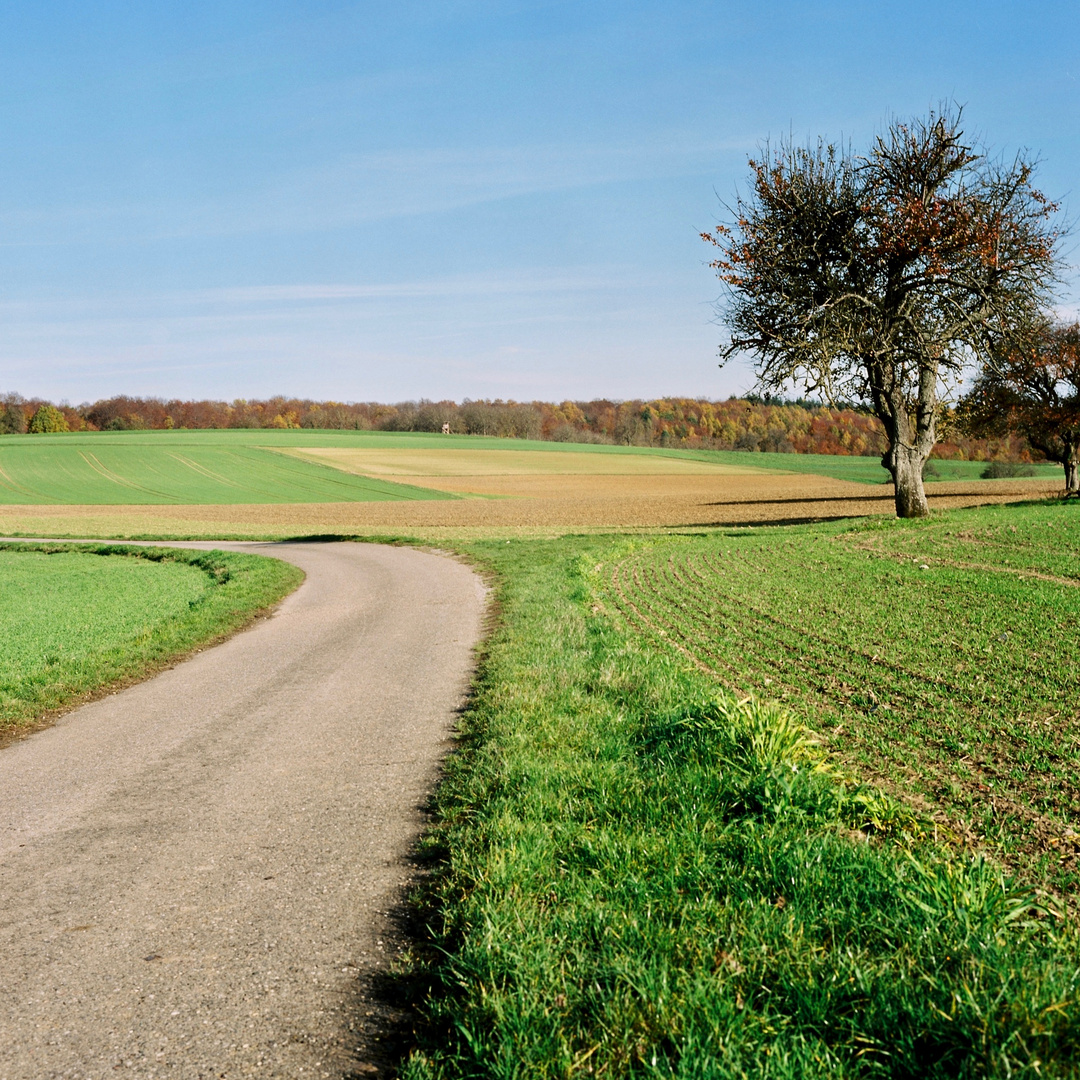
left=603, top=539, right=1080, bottom=890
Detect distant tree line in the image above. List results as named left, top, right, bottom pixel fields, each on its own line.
left=0, top=390, right=1042, bottom=464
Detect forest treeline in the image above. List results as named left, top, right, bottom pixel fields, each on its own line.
left=0, top=392, right=1036, bottom=462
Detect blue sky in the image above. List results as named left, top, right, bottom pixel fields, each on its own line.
left=0, top=1, right=1076, bottom=404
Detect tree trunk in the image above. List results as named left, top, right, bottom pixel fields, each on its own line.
left=1065, top=455, right=1079, bottom=495
left=870, top=359, right=937, bottom=518
left=889, top=444, right=930, bottom=517
left=880, top=418, right=932, bottom=518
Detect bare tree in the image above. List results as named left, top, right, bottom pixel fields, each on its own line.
left=960, top=319, right=1080, bottom=494
left=704, top=108, right=1062, bottom=516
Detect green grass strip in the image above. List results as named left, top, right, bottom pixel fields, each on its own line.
left=398, top=528, right=1080, bottom=1079
left=658, top=447, right=1061, bottom=485
left=0, top=542, right=303, bottom=740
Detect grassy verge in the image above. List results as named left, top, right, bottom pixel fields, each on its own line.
left=0, top=542, right=303, bottom=742
left=398, top=508, right=1080, bottom=1078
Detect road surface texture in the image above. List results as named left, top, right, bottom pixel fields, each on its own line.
left=0, top=541, right=487, bottom=1079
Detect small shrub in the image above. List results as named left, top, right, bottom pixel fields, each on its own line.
left=981, top=460, right=1037, bottom=478
left=104, top=414, right=145, bottom=431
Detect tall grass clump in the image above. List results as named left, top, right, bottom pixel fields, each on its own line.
left=400, top=536, right=1080, bottom=1079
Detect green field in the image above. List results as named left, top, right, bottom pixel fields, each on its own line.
left=3, top=431, right=1077, bottom=1076
left=600, top=505, right=1080, bottom=892
left=0, top=542, right=303, bottom=740
left=665, top=447, right=1062, bottom=485
left=0, top=429, right=1059, bottom=505
left=399, top=509, right=1080, bottom=1079
left=0, top=430, right=453, bottom=503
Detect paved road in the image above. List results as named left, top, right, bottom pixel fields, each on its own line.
left=0, top=541, right=486, bottom=1079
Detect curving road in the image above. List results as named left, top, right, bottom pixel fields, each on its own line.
left=0, top=541, right=486, bottom=1079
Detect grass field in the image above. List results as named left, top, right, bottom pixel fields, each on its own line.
left=0, top=430, right=452, bottom=503
left=0, top=430, right=1060, bottom=512
left=0, top=542, right=303, bottom=743
left=668, top=448, right=1061, bottom=485
left=397, top=514, right=1080, bottom=1079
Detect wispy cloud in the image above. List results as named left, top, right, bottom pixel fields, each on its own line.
left=0, top=257, right=732, bottom=403
left=211, top=134, right=758, bottom=239
left=0, top=134, right=755, bottom=247
left=0, top=267, right=673, bottom=315
left=192, top=269, right=660, bottom=304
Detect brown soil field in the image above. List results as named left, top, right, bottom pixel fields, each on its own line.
left=0, top=472, right=1061, bottom=540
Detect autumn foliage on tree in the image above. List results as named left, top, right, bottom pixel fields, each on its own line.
left=27, top=404, right=69, bottom=433
left=0, top=390, right=1042, bottom=463
left=961, top=319, right=1080, bottom=493
left=704, top=108, right=1062, bottom=516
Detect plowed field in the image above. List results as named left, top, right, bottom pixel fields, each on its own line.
left=280, top=446, right=765, bottom=478
left=0, top=471, right=1060, bottom=540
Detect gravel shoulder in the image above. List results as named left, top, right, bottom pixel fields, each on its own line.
left=0, top=541, right=486, bottom=1079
